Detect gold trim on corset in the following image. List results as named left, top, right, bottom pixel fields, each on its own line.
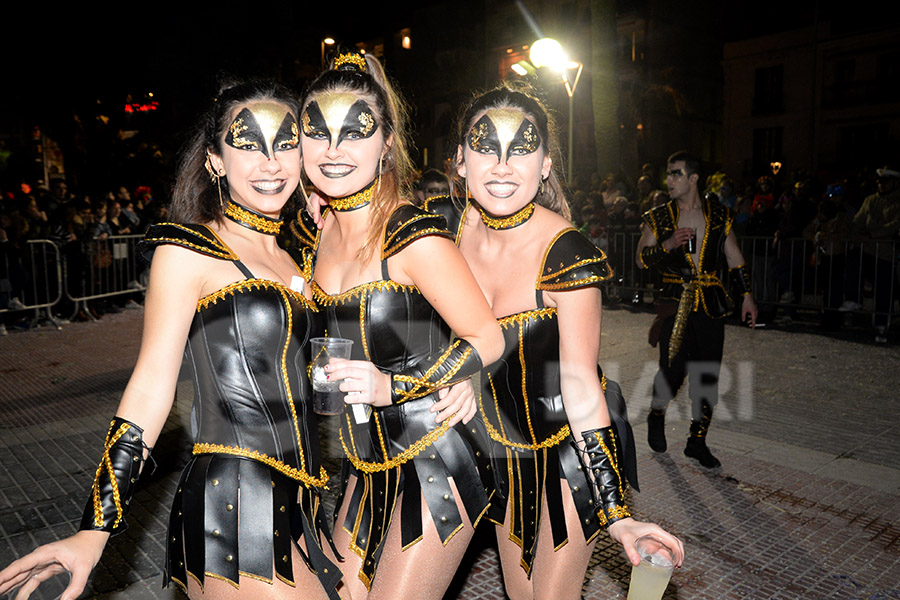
left=339, top=418, right=453, bottom=473
left=310, top=279, right=414, bottom=306
left=192, top=443, right=329, bottom=488
left=197, top=278, right=316, bottom=312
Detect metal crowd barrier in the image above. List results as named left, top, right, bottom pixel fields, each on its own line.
left=62, top=234, right=148, bottom=321
left=0, top=232, right=896, bottom=330
left=601, top=232, right=898, bottom=324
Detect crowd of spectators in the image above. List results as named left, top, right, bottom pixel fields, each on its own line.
left=3, top=163, right=898, bottom=343
left=0, top=178, right=167, bottom=334
left=565, top=163, right=900, bottom=343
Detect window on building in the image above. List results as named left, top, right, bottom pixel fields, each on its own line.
left=752, top=127, right=783, bottom=175
left=837, top=123, right=890, bottom=168
left=753, top=64, right=784, bottom=115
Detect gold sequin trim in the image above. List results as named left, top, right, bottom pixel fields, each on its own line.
left=382, top=227, right=450, bottom=259
left=192, top=443, right=329, bottom=488
left=497, top=308, right=556, bottom=329
left=334, top=52, right=367, bottom=71
left=310, top=279, right=414, bottom=306
left=477, top=202, right=534, bottom=230
left=339, top=417, right=453, bottom=473
left=391, top=341, right=474, bottom=404
left=224, top=201, right=283, bottom=235
left=538, top=257, right=613, bottom=289
left=197, top=278, right=315, bottom=312
left=146, top=224, right=238, bottom=260
left=90, top=421, right=131, bottom=529
left=330, top=183, right=375, bottom=211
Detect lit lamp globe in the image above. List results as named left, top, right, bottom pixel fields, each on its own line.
left=529, top=38, right=567, bottom=72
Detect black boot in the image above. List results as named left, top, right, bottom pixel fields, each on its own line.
left=684, top=436, right=721, bottom=468
left=647, top=409, right=667, bottom=452
left=684, top=405, right=720, bottom=468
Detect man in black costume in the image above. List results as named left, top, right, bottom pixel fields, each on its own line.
left=635, top=151, right=757, bottom=468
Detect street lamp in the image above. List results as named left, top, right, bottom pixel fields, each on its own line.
left=321, top=37, right=335, bottom=68
left=529, top=38, right=583, bottom=183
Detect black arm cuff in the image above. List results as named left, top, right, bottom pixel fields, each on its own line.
left=580, top=427, right=631, bottom=526
left=639, top=243, right=670, bottom=269
left=729, top=264, right=752, bottom=297
left=79, top=417, right=151, bottom=535
left=391, top=338, right=482, bottom=405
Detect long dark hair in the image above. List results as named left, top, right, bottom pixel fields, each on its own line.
left=169, top=78, right=301, bottom=224
left=452, top=81, right=570, bottom=219
left=300, top=51, right=414, bottom=262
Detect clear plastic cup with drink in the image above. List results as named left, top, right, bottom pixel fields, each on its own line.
left=626, top=535, right=676, bottom=600
left=310, top=337, right=353, bottom=415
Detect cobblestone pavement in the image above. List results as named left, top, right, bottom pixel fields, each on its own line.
left=1, top=305, right=898, bottom=599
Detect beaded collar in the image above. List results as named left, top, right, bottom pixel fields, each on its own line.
left=329, top=179, right=377, bottom=212
left=223, top=200, right=283, bottom=235
left=476, top=201, right=535, bottom=230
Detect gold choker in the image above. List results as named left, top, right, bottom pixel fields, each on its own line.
left=329, top=180, right=376, bottom=212
left=477, top=202, right=535, bottom=230
left=224, top=200, right=283, bottom=235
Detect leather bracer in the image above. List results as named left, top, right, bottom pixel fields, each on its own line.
left=580, top=427, right=631, bottom=526
left=638, top=243, right=671, bottom=269
left=391, top=338, right=482, bottom=405
left=79, top=417, right=151, bottom=534
left=729, top=264, right=752, bottom=297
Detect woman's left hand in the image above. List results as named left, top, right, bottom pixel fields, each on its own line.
left=327, top=358, right=392, bottom=407
left=430, top=379, right=477, bottom=426
left=608, top=517, right=685, bottom=567
left=306, top=191, right=328, bottom=230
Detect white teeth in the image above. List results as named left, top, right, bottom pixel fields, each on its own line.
left=321, top=165, right=354, bottom=174
left=253, top=180, right=284, bottom=191
left=485, top=183, right=518, bottom=197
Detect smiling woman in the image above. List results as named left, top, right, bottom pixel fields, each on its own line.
left=289, top=50, right=504, bottom=600
left=0, top=79, right=344, bottom=600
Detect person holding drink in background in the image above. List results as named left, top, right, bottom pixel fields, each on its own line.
left=290, top=50, right=504, bottom=599
left=0, top=80, right=345, bottom=600
left=636, top=150, right=758, bottom=470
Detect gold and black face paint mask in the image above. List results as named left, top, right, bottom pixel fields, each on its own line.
left=467, top=109, right=541, bottom=164
left=224, top=101, right=299, bottom=159
left=301, top=93, right=379, bottom=148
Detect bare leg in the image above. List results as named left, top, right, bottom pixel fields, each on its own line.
left=367, top=478, right=474, bottom=600
left=332, top=474, right=368, bottom=600
left=495, top=479, right=596, bottom=600
left=185, top=537, right=331, bottom=600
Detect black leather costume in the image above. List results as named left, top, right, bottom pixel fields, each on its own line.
left=639, top=195, right=736, bottom=318
left=136, top=223, right=341, bottom=597
left=289, top=204, right=492, bottom=589
left=444, top=201, right=638, bottom=575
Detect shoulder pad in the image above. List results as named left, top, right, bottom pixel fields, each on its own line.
left=704, top=196, right=735, bottom=233
left=382, top=203, right=454, bottom=259
left=423, top=195, right=465, bottom=242
left=537, top=228, right=613, bottom=291
left=285, top=209, right=321, bottom=252
left=138, top=223, right=237, bottom=265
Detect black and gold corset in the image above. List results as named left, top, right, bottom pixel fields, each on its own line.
left=640, top=197, right=736, bottom=318
left=140, top=223, right=327, bottom=488
left=293, top=205, right=459, bottom=470
left=481, top=228, right=614, bottom=451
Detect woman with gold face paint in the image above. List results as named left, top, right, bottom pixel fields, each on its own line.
left=289, top=52, right=504, bottom=599
left=0, top=81, right=345, bottom=600
left=445, top=83, right=684, bottom=600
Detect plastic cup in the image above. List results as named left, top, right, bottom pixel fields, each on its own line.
left=310, top=337, right=353, bottom=415
left=685, top=228, right=697, bottom=253
left=626, top=535, right=676, bottom=600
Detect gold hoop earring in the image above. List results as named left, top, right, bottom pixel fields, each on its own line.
left=465, top=177, right=469, bottom=200
left=376, top=154, right=385, bottom=195
left=539, top=177, right=545, bottom=196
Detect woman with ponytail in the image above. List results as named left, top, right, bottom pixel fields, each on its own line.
left=290, top=51, right=504, bottom=599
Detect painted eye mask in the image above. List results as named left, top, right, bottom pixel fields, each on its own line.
left=224, top=102, right=299, bottom=159
left=301, top=94, right=379, bottom=148
left=467, top=109, right=541, bottom=163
